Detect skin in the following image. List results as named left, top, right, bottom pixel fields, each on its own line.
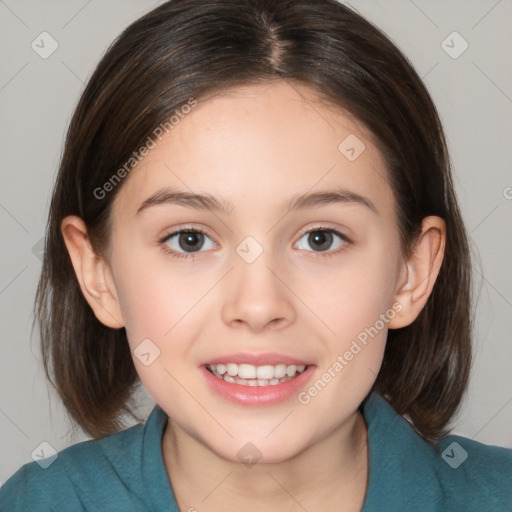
left=62, top=80, right=445, bottom=512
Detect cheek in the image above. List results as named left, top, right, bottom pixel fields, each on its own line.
left=110, top=249, right=189, bottom=349
left=111, top=258, right=198, bottom=402
left=306, top=245, right=400, bottom=331
left=303, top=243, right=400, bottom=383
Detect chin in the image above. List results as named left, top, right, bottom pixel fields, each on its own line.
left=205, top=433, right=309, bottom=467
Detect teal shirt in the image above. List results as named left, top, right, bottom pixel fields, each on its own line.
left=1, top=392, right=511, bottom=511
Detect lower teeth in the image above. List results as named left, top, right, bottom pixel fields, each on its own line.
left=210, top=368, right=301, bottom=386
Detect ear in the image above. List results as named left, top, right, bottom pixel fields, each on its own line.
left=388, top=216, right=446, bottom=329
left=61, top=215, right=124, bottom=329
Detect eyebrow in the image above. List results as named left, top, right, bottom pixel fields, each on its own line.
left=135, top=186, right=378, bottom=216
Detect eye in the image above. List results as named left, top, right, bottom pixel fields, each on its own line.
left=159, top=226, right=351, bottom=261
left=295, top=227, right=350, bottom=255
left=160, top=228, right=216, bottom=260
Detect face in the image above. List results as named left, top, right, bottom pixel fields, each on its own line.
left=107, top=80, right=406, bottom=463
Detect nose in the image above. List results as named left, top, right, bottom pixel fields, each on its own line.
left=221, top=256, right=296, bottom=333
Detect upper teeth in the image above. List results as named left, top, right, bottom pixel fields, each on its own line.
left=208, top=363, right=306, bottom=380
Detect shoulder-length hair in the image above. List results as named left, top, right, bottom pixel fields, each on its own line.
left=34, top=0, right=472, bottom=442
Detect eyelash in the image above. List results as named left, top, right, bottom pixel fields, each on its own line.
left=159, top=226, right=351, bottom=261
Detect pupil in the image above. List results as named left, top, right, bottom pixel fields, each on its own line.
left=179, top=232, right=203, bottom=252
left=310, top=231, right=332, bottom=251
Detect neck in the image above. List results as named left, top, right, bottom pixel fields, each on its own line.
left=162, top=411, right=369, bottom=512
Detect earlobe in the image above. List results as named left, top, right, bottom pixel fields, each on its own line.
left=61, top=215, right=125, bottom=329
left=388, top=216, right=446, bottom=329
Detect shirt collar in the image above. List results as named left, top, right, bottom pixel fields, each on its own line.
left=141, top=403, right=179, bottom=510
left=361, top=392, right=442, bottom=509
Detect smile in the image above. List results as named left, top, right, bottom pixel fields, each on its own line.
left=206, top=363, right=307, bottom=387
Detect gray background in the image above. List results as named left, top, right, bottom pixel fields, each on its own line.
left=1, top=0, right=511, bottom=485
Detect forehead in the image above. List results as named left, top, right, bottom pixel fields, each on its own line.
left=111, top=80, right=393, bottom=220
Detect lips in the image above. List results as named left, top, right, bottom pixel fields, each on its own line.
left=200, top=353, right=315, bottom=405
left=202, top=352, right=310, bottom=367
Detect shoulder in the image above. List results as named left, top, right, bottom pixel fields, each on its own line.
left=362, top=393, right=512, bottom=511
left=434, top=432, right=512, bottom=506
left=0, top=407, right=167, bottom=512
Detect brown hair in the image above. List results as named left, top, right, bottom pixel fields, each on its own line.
left=34, top=0, right=472, bottom=443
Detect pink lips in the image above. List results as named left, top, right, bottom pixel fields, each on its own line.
left=200, top=353, right=315, bottom=406
left=202, top=351, right=311, bottom=367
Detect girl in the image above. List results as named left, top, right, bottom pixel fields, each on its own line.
left=1, top=0, right=511, bottom=510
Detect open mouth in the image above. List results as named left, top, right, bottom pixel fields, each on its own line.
left=205, top=363, right=308, bottom=387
